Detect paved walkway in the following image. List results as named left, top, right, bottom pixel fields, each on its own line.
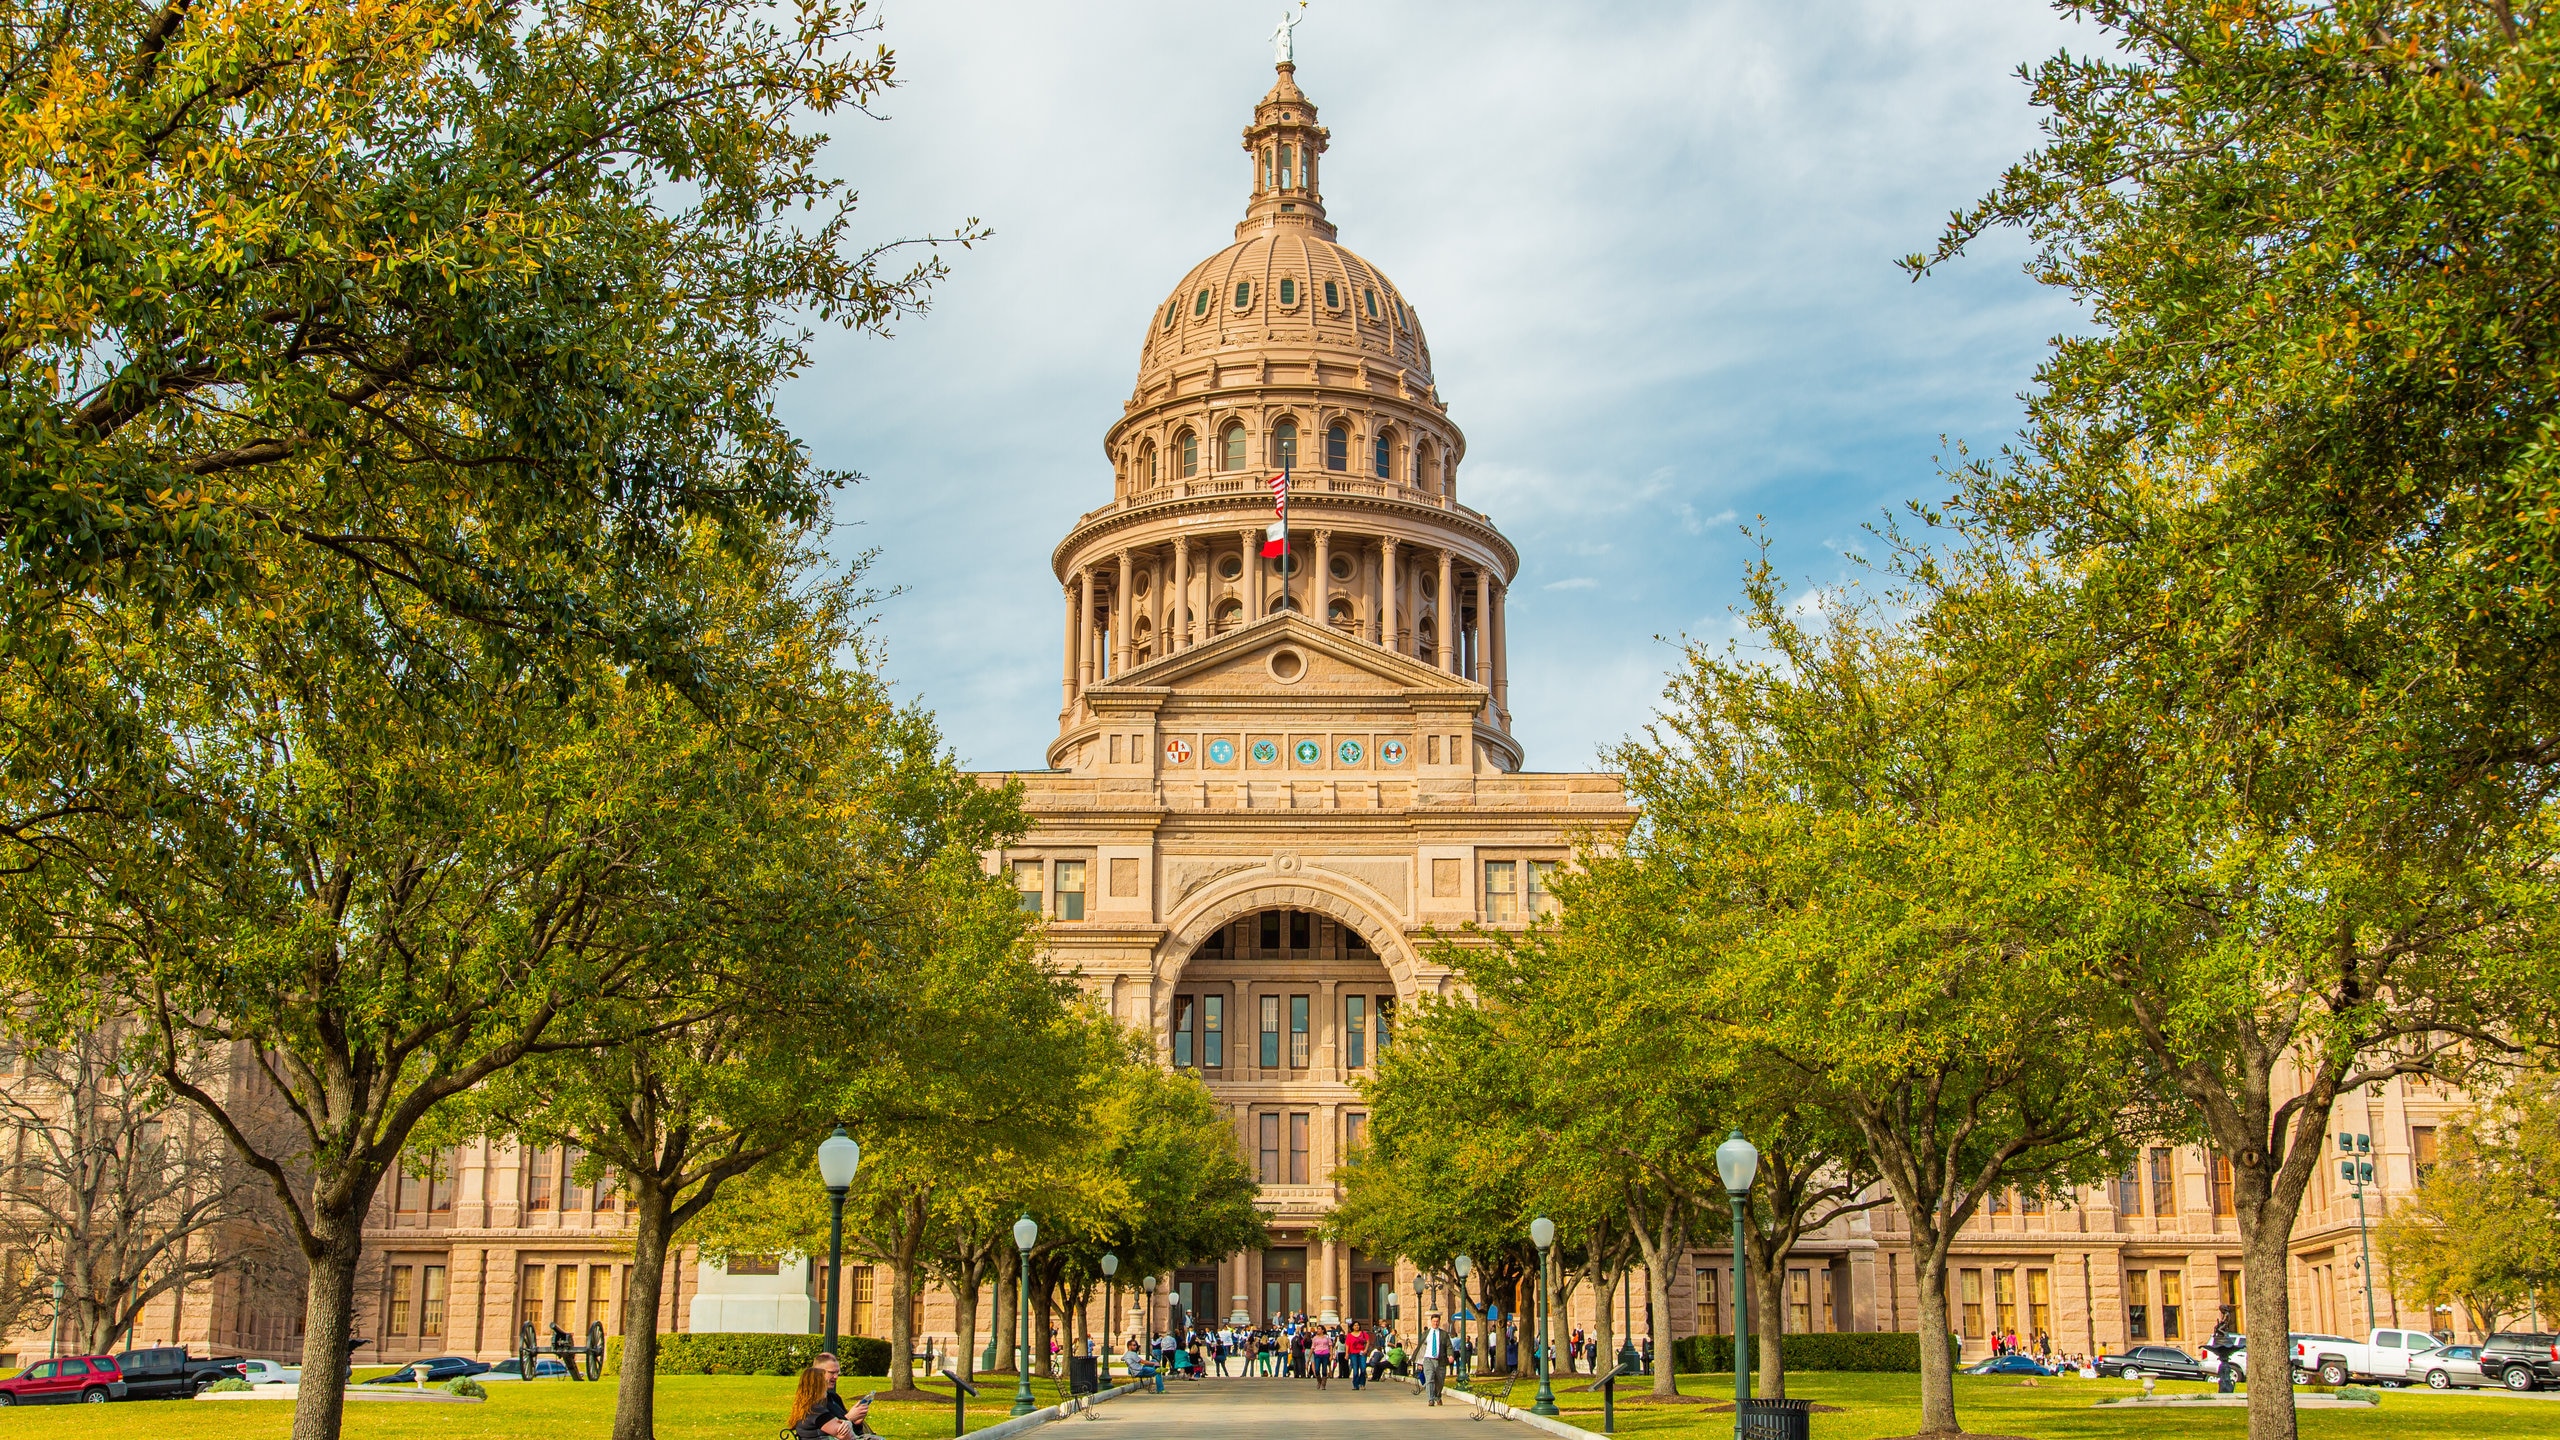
left=1079, top=1377, right=1498, bottom=1438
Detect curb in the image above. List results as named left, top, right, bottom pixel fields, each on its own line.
left=1452, top=1386, right=1592, bottom=1439
left=962, top=1382, right=1144, bottom=1440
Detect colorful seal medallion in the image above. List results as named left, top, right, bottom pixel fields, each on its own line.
left=1250, top=740, right=1279, bottom=765
left=1380, top=739, right=1407, bottom=766
left=1164, top=738, right=1192, bottom=765
left=1294, top=739, right=1321, bottom=764
left=1207, top=739, right=1235, bottom=766
left=1337, top=740, right=1363, bottom=764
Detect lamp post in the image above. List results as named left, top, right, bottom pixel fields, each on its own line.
left=1141, top=1275, right=1158, bottom=1380
left=816, top=1127, right=862, bottom=1358
left=1716, top=1131, right=1760, bottom=1440
left=1100, top=1253, right=1119, bottom=1384
left=48, top=1278, right=64, bottom=1360
left=1453, top=1255, right=1474, bottom=1385
left=2340, top=1133, right=2378, bottom=1330
left=1011, top=1217, right=1039, bottom=1416
left=1530, top=1216, right=1559, bottom=1416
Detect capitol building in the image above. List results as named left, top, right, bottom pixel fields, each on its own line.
left=0, top=52, right=2468, bottom=1381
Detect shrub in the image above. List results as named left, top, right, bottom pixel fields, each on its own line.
left=206, top=1378, right=254, bottom=1394
left=601, top=1333, right=891, bottom=1378
left=2334, top=1385, right=2380, bottom=1404
left=1673, top=1332, right=1959, bottom=1374
left=444, top=1377, right=488, bottom=1399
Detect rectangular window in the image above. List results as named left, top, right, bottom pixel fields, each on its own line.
left=2027, top=1268, right=2050, bottom=1341
left=1288, top=1112, right=1309, bottom=1185
left=1694, top=1268, right=1723, bottom=1335
left=1990, top=1188, right=2009, bottom=1215
left=1345, top=996, right=1367, bottom=1068
left=1484, top=860, right=1518, bottom=922
left=1203, top=995, right=1224, bottom=1068
left=520, top=1265, right=546, bottom=1331
left=1260, top=996, right=1281, bottom=1068
left=2211, top=1153, right=2235, bottom=1216
left=2115, top=1165, right=2141, bottom=1215
left=2218, top=1270, right=2243, bottom=1334
left=1375, top=435, right=1391, bottom=479
left=1993, top=1269, right=2017, bottom=1336
left=1528, top=860, right=1558, bottom=917
left=526, top=1147, right=554, bottom=1211
left=389, top=1266, right=414, bottom=1335
left=1290, top=911, right=1310, bottom=950
left=1787, top=1269, right=1813, bottom=1334
left=556, top=1265, right=580, bottom=1328
left=1344, top=1112, right=1367, bottom=1158
left=429, top=1150, right=454, bottom=1213
left=593, top=1167, right=616, bottom=1213
left=562, top=1146, right=587, bottom=1211
left=1959, top=1269, right=1983, bottom=1340
left=2022, top=1190, right=2044, bottom=1216
left=1260, top=912, right=1282, bottom=951
left=1289, top=994, right=1310, bottom=1068
left=2160, top=1269, right=2183, bottom=1340
left=1054, top=861, right=1086, bottom=921
left=1013, top=861, right=1042, bottom=913
left=587, top=1265, right=610, bottom=1333
left=1259, top=1113, right=1281, bottom=1185
left=1181, top=433, right=1199, bottom=477
left=1173, top=996, right=1195, bottom=1069
left=2410, top=1125, right=2438, bottom=1180
left=1377, top=996, right=1393, bottom=1055
left=850, top=1267, right=875, bottom=1337
left=421, top=1265, right=447, bottom=1338
left=2126, top=1270, right=2149, bottom=1340
left=2148, top=1147, right=2174, bottom=1218
left=397, top=1167, right=421, bottom=1216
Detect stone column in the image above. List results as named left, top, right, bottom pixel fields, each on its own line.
left=1173, top=536, right=1191, bottom=651
left=1113, top=550, right=1133, bottom=674
left=1473, top=566, right=1491, bottom=685
left=1242, top=530, right=1262, bottom=622
left=1077, top=567, right=1095, bottom=699
left=1379, top=538, right=1399, bottom=652
left=1061, top=585, right=1077, bottom=715
left=1492, top=579, right=1509, bottom=722
left=1320, top=1233, right=1340, bottom=1325
left=1312, top=530, right=1331, bottom=628
left=1436, top=550, right=1455, bottom=671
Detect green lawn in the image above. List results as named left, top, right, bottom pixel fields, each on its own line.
left=0, top=1374, right=1089, bottom=1439
left=1499, top=1371, right=2560, bottom=1438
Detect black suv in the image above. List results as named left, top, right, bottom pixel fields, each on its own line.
left=113, top=1348, right=248, bottom=1400
left=2477, top=1332, right=2560, bottom=1392
left=2094, top=1345, right=2207, bottom=1381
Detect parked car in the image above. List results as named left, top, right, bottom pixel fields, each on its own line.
left=2094, top=1345, right=2208, bottom=1381
left=1964, top=1354, right=2058, bottom=1376
left=2292, top=1328, right=2448, bottom=1387
left=2476, top=1332, right=2560, bottom=1392
left=362, top=1356, right=490, bottom=1385
left=2420, top=1345, right=2492, bottom=1390
left=115, top=1346, right=249, bottom=1399
left=2198, top=1335, right=2246, bottom=1381
left=238, top=1360, right=301, bottom=1386
left=0, top=1355, right=128, bottom=1405
left=485, top=1356, right=571, bottom=1380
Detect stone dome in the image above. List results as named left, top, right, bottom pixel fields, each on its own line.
left=1137, top=232, right=1435, bottom=396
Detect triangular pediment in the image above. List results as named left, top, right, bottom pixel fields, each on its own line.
left=1091, top=613, right=1483, bottom=702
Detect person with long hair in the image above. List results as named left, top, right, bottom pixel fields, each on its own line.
left=787, top=1354, right=873, bottom=1439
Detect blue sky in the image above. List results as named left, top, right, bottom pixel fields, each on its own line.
left=784, top=0, right=2091, bottom=772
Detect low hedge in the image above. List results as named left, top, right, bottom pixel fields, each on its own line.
left=602, top=1334, right=891, bottom=1378
left=1672, top=1331, right=1958, bottom=1374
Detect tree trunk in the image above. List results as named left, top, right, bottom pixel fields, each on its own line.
left=1034, top=1274, right=1055, bottom=1378
left=990, top=1251, right=1015, bottom=1372
left=1751, top=1251, right=1786, bottom=1399
left=613, top=1180, right=675, bottom=1440
left=2241, top=1190, right=2301, bottom=1440
left=883, top=1258, right=926, bottom=1398
left=1590, top=1268, right=1616, bottom=1386
left=952, top=1266, right=982, bottom=1382
left=290, top=1215, right=363, bottom=1440
left=1912, top=1234, right=1958, bottom=1437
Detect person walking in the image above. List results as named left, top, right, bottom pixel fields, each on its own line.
left=1420, top=1313, right=1450, bottom=1405
left=1310, top=1326, right=1334, bottom=1391
left=1347, top=1323, right=1370, bottom=1390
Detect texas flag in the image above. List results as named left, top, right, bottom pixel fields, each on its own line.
left=1261, top=469, right=1291, bottom=557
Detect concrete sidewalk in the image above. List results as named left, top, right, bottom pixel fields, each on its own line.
left=1073, top=1377, right=1494, bottom=1437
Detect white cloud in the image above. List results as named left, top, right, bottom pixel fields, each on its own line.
left=783, top=0, right=2088, bottom=769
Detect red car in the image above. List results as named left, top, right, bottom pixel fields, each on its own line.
left=0, top=1354, right=129, bottom=1404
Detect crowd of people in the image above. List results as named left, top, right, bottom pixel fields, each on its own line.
left=1118, top=1314, right=1404, bottom=1389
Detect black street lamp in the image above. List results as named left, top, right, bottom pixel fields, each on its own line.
left=1011, top=1217, right=1039, bottom=1416
left=816, top=1128, right=862, bottom=1359
left=1716, top=1131, right=1760, bottom=1440
left=1099, top=1253, right=1119, bottom=1385
left=48, top=1278, right=64, bottom=1360
left=1531, top=1216, right=1559, bottom=1416
left=1453, top=1255, right=1474, bottom=1385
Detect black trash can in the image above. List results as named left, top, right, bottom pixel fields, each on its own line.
left=1739, top=1398, right=1814, bottom=1440
left=1067, top=1355, right=1100, bottom=1396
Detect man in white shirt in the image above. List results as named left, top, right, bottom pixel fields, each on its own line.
left=1419, top=1313, right=1450, bottom=1405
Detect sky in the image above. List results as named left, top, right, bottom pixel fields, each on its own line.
left=784, top=0, right=2094, bottom=773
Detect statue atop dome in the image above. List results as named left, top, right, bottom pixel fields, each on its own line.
left=1270, top=5, right=1304, bottom=64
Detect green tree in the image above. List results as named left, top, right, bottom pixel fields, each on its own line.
left=2378, top=1076, right=2560, bottom=1335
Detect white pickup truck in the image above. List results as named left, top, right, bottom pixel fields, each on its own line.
left=2294, top=1328, right=2447, bottom=1386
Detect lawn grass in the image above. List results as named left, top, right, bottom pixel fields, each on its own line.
left=0, top=1373, right=1088, bottom=1439
left=1522, top=1371, right=2559, bottom=1438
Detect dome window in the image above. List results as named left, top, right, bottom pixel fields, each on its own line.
left=1194, top=288, right=1211, bottom=317
left=1163, top=300, right=1178, bottom=331
left=1279, top=144, right=1295, bottom=189
left=1325, top=426, right=1348, bottom=472
left=1217, top=554, right=1245, bottom=581
left=1328, top=553, right=1356, bottom=582
left=1373, top=432, right=1393, bottom=479
left=1279, top=278, right=1296, bottom=306
left=1143, top=443, right=1159, bottom=486
left=1273, top=421, right=1298, bottom=471
left=1363, top=288, right=1378, bottom=319
left=1324, top=280, right=1340, bottom=309
left=1233, top=281, right=1253, bottom=310
left=1221, top=424, right=1246, bottom=472
left=1178, top=430, right=1199, bottom=478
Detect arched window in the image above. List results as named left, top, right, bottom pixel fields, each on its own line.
left=1418, top=616, right=1437, bottom=651
left=1233, top=281, right=1253, bottom=310
left=1214, top=598, right=1244, bottom=632
left=1279, top=277, right=1296, bottom=306
left=1221, top=424, right=1247, bottom=472
left=1280, top=144, right=1295, bottom=189
left=1143, top=443, right=1158, bottom=487
left=1373, top=431, right=1392, bottom=479
left=1270, top=591, right=1298, bottom=613
left=1178, top=430, right=1199, bottom=478
left=1273, top=421, right=1297, bottom=471
left=1325, top=425, right=1348, bottom=472
left=1327, top=597, right=1356, bottom=630
left=1417, top=443, right=1438, bottom=493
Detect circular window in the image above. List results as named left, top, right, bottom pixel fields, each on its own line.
left=1328, top=553, right=1355, bottom=582
left=1268, top=648, right=1306, bottom=684
left=1273, top=552, right=1299, bottom=577
left=1133, top=570, right=1151, bottom=598
left=1217, top=554, right=1244, bottom=581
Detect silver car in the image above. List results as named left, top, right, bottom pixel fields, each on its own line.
left=2422, top=1344, right=2491, bottom=1391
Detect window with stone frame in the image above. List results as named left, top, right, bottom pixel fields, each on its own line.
left=1326, top=425, right=1348, bottom=471
left=2148, top=1147, right=2175, bottom=1217
left=525, top=1147, right=553, bottom=1211
left=1345, top=995, right=1367, bottom=1069
left=1013, top=860, right=1042, bottom=913
left=1288, top=994, right=1310, bottom=1068
left=1222, top=425, right=1247, bottom=472
left=1483, top=860, right=1518, bottom=923
left=1258, top=1112, right=1281, bottom=1184
left=1373, top=431, right=1392, bottom=479
left=1273, top=420, right=1297, bottom=470
left=1203, top=995, right=1224, bottom=1069
left=1179, top=430, right=1199, bottom=477
left=1260, top=995, right=1281, bottom=1069
left=1053, top=860, right=1086, bottom=920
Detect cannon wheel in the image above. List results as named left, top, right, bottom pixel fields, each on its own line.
left=519, top=1321, right=541, bottom=1380
left=589, top=1322, right=609, bottom=1378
